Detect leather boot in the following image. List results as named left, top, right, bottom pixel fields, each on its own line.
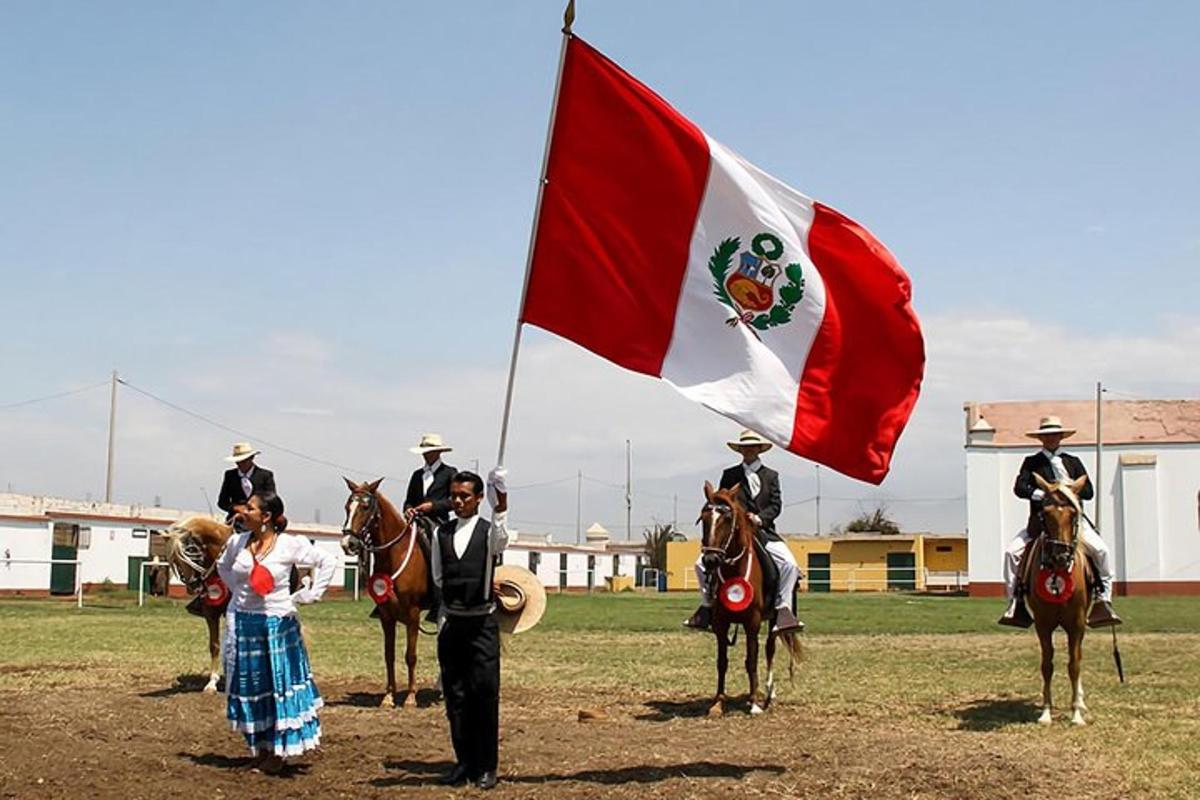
left=998, top=595, right=1033, bottom=628
left=682, top=605, right=712, bottom=630
left=1087, top=600, right=1122, bottom=628
left=772, top=606, right=804, bottom=634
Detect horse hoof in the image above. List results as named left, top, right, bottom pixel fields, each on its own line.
left=749, top=703, right=764, bottom=716
left=1071, top=714, right=1086, bottom=726
left=379, top=693, right=395, bottom=708
left=707, top=703, right=724, bottom=718
left=202, top=683, right=217, bottom=695
left=1037, top=711, right=1052, bottom=725
left=402, top=693, right=417, bottom=708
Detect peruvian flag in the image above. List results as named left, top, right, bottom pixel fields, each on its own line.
left=521, top=37, right=924, bottom=484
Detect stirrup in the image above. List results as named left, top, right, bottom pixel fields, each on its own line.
left=683, top=605, right=712, bottom=630
left=1087, top=600, right=1122, bottom=629
left=998, top=596, right=1033, bottom=628
left=772, top=606, right=804, bottom=634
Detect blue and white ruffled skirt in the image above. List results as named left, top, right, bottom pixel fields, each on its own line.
left=226, top=612, right=323, bottom=757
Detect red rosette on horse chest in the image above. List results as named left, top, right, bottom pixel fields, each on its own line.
left=367, top=573, right=396, bottom=605
left=202, top=575, right=230, bottom=607
left=1034, top=567, right=1075, bottom=604
left=718, top=577, right=754, bottom=612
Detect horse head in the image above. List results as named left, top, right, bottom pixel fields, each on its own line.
left=341, top=476, right=386, bottom=557
left=162, top=516, right=232, bottom=593
left=699, top=481, right=752, bottom=573
left=1033, top=473, right=1087, bottom=570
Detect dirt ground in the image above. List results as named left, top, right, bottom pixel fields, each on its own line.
left=0, top=672, right=1129, bottom=800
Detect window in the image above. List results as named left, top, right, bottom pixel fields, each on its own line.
left=612, top=554, right=620, bottom=576
left=935, top=545, right=953, bottom=553
left=558, top=553, right=568, bottom=589
left=587, top=555, right=596, bottom=590
left=76, top=527, right=91, bottom=550
left=528, top=551, right=541, bottom=574
left=132, top=528, right=148, bottom=539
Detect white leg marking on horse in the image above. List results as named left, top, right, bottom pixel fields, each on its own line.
left=749, top=702, right=764, bottom=716
left=380, top=692, right=394, bottom=708
left=1038, top=706, right=1052, bottom=725
left=203, top=672, right=219, bottom=694
left=1071, top=708, right=1086, bottom=726
left=766, top=670, right=775, bottom=703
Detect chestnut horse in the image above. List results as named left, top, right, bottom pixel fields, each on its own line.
left=700, top=481, right=802, bottom=716
left=340, top=478, right=430, bottom=708
left=1026, top=473, right=1092, bottom=725
left=160, top=516, right=233, bottom=693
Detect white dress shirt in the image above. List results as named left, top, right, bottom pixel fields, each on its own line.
left=431, top=509, right=509, bottom=587
left=239, top=466, right=255, bottom=500
left=742, top=459, right=762, bottom=498
left=216, top=531, right=338, bottom=617
left=422, top=458, right=443, bottom=495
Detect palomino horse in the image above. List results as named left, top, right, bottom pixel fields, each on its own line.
left=699, top=481, right=802, bottom=716
left=340, top=478, right=430, bottom=708
left=1026, top=473, right=1092, bottom=725
left=160, top=516, right=233, bottom=693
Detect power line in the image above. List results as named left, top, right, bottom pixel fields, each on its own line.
left=0, top=381, right=109, bottom=411
left=118, top=378, right=401, bottom=480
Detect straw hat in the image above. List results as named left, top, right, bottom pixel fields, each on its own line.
left=493, top=564, right=546, bottom=635
left=409, top=433, right=453, bottom=455
left=726, top=429, right=773, bottom=453
left=1025, top=416, right=1077, bottom=439
left=224, top=442, right=261, bottom=464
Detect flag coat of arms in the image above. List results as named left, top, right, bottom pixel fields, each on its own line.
left=521, top=37, right=924, bottom=484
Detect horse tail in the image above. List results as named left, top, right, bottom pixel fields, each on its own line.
left=781, top=629, right=804, bottom=683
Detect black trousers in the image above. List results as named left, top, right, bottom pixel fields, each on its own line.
left=437, top=613, right=500, bottom=775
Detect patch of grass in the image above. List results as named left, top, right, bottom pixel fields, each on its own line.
left=2, top=592, right=1199, bottom=797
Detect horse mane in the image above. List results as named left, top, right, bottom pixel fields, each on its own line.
left=165, top=516, right=232, bottom=558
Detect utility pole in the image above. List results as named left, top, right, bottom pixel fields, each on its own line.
left=815, top=464, right=822, bottom=536
left=576, top=469, right=582, bottom=545
left=1095, top=381, right=1103, bottom=534
left=625, top=439, right=632, bottom=541
left=105, top=370, right=118, bottom=504
left=672, top=493, right=678, bottom=530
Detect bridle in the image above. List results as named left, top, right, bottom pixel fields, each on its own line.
left=699, top=499, right=751, bottom=581
left=168, top=531, right=218, bottom=593
left=342, top=491, right=413, bottom=553
left=1038, top=486, right=1082, bottom=571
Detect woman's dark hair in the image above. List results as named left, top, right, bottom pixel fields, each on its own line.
left=450, top=471, right=484, bottom=496
left=251, top=491, right=288, bottom=532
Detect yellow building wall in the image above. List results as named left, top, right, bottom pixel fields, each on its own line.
left=666, top=535, right=967, bottom=592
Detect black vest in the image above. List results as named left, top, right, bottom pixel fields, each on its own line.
left=437, top=518, right=495, bottom=616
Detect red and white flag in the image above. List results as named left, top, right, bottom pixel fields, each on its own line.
left=521, top=37, right=924, bottom=484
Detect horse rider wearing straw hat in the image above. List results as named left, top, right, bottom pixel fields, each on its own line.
left=684, top=430, right=803, bottom=634
left=403, top=433, right=457, bottom=527
left=999, top=415, right=1121, bottom=628
left=218, top=443, right=276, bottom=524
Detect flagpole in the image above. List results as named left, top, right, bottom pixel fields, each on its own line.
left=496, top=3, right=574, bottom=466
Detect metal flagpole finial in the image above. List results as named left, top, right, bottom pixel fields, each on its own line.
left=563, top=0, right=576, bottom=34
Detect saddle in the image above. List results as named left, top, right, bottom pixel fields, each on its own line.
left=754, top=536, right=780, bottom=612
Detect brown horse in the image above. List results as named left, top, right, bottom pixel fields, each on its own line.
left=1025, top=473, right=1091, bottom=725
left=160, top=516, right=233, bottom=693
left=340, top=478, right=430, bottom=708
left=699, top=481, right=802, bottom=716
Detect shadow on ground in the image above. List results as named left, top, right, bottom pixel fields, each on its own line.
left=952, top=696, right=1039, bottom=731
left=373, top=759, right=783, bottom=788
left=139, top=673, right=220, bottom=698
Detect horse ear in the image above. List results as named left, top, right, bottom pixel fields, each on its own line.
left=1069, top=475, right=1088, bottom=496
left=729, top=483, right=743, bottom=502
left=1033, top=473, right=1052, bottom=492
left=703, top=481, right=716, bottom=502
left=367, top=477, right=384, bottom=493
left=343, top=476, right=358, bottom=491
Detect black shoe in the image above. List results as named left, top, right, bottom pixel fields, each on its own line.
left=998, top=597, right=1034, bottom=628
left=772, top=606, right=804, bottom=634
left=185, top=595, right=205, bottom=618
left=440, top=764, right=469, bottom=786
left=683, top=605, right=712, bottom=630
left=1087, top=600, right=1123, bottom=628
left=476, top=771, right=498, bottom=790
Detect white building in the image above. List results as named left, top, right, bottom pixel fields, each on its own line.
left=964, top=400, right=1200, bottom=596
left=0, top=494, right=648, bottom=596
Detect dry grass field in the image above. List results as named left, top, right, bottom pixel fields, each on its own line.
left=1, top=591, right=1197, bottom=799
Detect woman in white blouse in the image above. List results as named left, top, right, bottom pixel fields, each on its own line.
left=217, top=491, right=336, bottom=774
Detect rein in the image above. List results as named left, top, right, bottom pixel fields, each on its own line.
left=168, top=533, right=218, bottom=591
left=701, top=503, right=754, bottom=583
left=1038, top=485, right=1083, bottom=570
left=343, top=493, right=421, bottom=581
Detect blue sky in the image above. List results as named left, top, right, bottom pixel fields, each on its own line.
left=2, top=2, right=1198, bottom=536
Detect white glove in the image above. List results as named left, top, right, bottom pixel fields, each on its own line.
left=1031, top=488, right=1046, bottom=503
left=749, top=513, right=762, bottom=527
left=486, top=466, right=508, bottom=507
left=290, top=576, right=318, bottom=605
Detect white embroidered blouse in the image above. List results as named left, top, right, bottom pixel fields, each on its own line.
left=216, top=531, right=338, bottom=617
